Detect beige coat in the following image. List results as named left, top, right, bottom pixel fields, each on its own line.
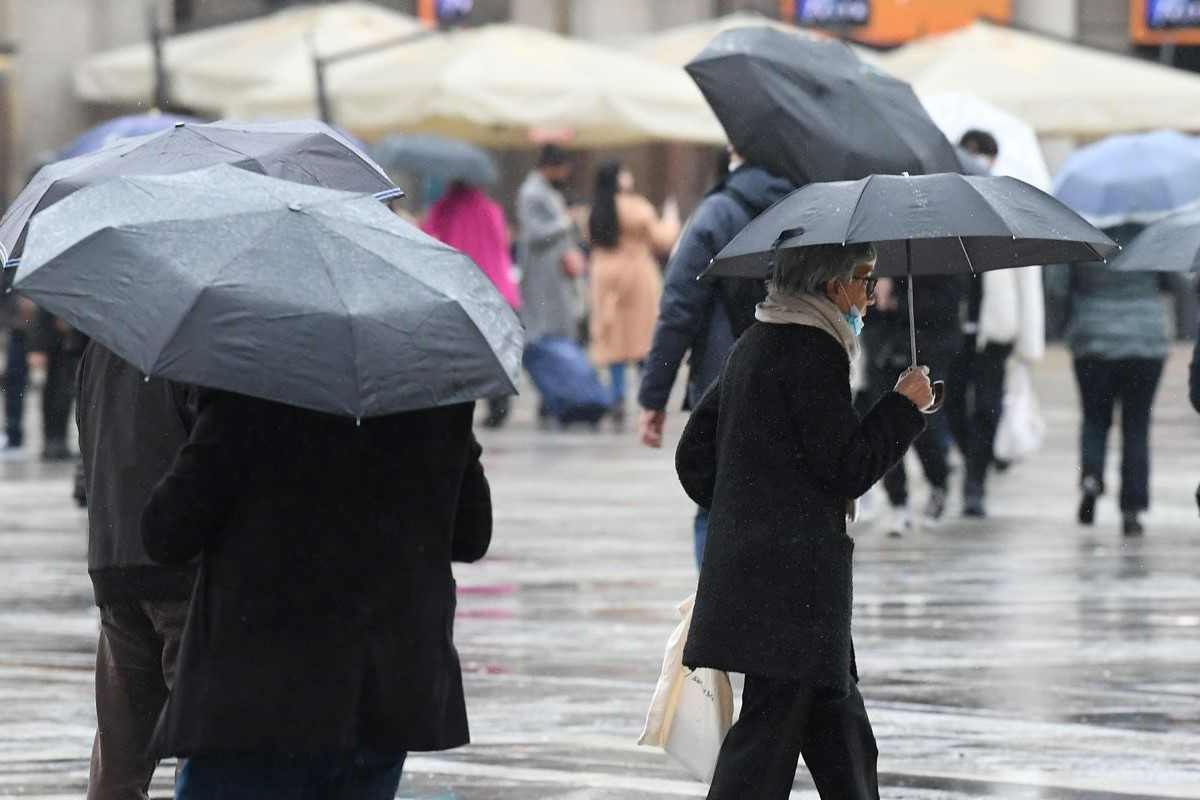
left=589, top=193, right=679, bottom=365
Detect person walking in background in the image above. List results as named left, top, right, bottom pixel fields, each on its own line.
left=31, top=308, right=87, bottom=460
left=638, top=148, right=792, bottom=567
left=676, top=243, right=932, bottom=799
left=1058, top=223, right=1169, bottom=537
left=77, top=342, right=197, bottom=800
left=947, top=129, right=1045, bottom=518
left=422, top=182, right=522, bottom=429
left=1, top=295, right=34, bottom=456
left=140, top=390, right=492, bottom=799
left=861, top=273, right=965, bottom=536
left=517, top=144, right=584, bottom=345
left=587, top=160, right=680, bottom=428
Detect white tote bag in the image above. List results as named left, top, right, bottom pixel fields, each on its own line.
left=994, top=361, right=1045, bottom=463
left=638, top=594, right=734, bottom=783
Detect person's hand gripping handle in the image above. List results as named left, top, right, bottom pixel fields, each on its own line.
left=895, top=365, right=940, bottom=413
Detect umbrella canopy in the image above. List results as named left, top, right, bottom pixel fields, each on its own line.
left=685, top=26, right=959, bottom=186
left=880, top=21, right=1200, bottom=136
left=371, top=135, right=499, bottom=187
left=619, top=11, right=882, bottom=68
left=73, top=1, right=422, bottom=112
left=57, top=112, right=200, bottom=160
left=13, top=166, right=522, bottom=418
left=1, top=119, right=399, bottom=277
left=1052, top=130, right=1200, bottom=229
left=227, top=23, right=725, bottom=148
left=1108, top=208, right=1200, bottom=274
left=918, top=92, right=1052, bottom=190
left=706, top=173, right=1116, bottom=281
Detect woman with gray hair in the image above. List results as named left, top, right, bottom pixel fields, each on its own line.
left=676, top=242, right=932, bottom=799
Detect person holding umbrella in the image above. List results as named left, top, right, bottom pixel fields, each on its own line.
left=677, top=242, right=933, bottom=798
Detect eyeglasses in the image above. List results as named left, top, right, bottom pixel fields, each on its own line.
left=854, top=275, right=878, bottom=299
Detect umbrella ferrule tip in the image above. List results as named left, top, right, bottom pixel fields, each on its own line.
left=288, top=203, right=303, bottom=212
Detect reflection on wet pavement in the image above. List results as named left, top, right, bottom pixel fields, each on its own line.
left=1, top=347, right=1198, bottom=798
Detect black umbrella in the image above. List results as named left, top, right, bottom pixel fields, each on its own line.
left=1108, top=207, right=1200, bottom=273
left=13, top=166, right=522, bottom=418
left=705, top=172, right=1117, bottom=403
left=1, top=119, right=402, bottom=292
left=685, top=27, right=960, bottom=185
left=371, top=134, right=500, bottom=187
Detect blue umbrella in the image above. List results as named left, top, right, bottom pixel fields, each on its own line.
left=1052, top=130, right=1200, bottom=228
left=56, top=112, right=200, bottom=160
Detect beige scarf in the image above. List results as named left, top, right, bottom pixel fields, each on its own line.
left=754, top=289, right=862, bottom=523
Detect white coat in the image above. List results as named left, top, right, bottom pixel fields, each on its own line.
left=978, top=266, right=1045, bottom=362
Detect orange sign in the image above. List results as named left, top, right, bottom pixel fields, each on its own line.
left=780, top=0, right=1011, bottom=46
left=1131, top=0, right=1200, bottom=45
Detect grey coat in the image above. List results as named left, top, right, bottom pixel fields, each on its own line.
left=516, top=171, right=578, bottom=342
left=1063, top=265, right=1170, bottom=361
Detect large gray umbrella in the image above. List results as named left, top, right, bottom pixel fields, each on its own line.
left=370, top=134, right=499, bottom=187
left=1109, top=207, right=1200, bottom=273
left=14, top=166, right=521, bottom=418
left=685, top=27, right=959, bottom=185
left=1, top=119, right=401, bottom=291
left=705, top=172, right=1116, bottom=398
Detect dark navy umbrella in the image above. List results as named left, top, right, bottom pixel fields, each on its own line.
left=13, top=166, right=521, bottom=418
left=685, top=26, right=959, bottom=185
left=57, top=112, right=199, bottom=160
left=371, top=134, right=499, bottom=187
left=1, top=119, right=401, bottom=292
left=705, top=172, right=1116, bottom=401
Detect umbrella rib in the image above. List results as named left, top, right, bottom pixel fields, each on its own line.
left=306, top=221, right=365, bottom=418
left=958, top=237, right=977, bottom=276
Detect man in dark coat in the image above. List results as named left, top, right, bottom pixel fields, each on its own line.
left=140, top=389, right=492, bottom=799
left=638, top=153, right=793, bottom=566
left=76, top=341, right=197, bottom=800
left=676, top=243, right=931, bottom=799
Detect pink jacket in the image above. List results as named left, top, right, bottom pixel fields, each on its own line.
left=421, top=185, right=521, bottom=310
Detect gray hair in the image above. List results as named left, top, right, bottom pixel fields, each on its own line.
left=769, top=242, right=878, bottom=296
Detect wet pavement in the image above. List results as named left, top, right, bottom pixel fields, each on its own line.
left=1, top=345, right=1198, bottom=799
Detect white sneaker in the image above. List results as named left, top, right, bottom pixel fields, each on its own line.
left=887, top=505, right=913, bottom=538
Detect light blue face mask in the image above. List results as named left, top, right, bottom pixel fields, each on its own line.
left=845, top=305, right=865, bottom=337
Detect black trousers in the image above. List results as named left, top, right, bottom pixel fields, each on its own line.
left=946, top=338, right=1012, bottom=489
left=863, top=333, right=959, bottom=506
left=3, top=330, right=27, bottom=446
left=42, top=349, right=80, bottom=447
left=1073, top=357, right=1164, bottom=512
left=707, top=675, right=879, bottom=800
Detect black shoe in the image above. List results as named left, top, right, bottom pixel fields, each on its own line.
left=962, top=482, right=986, bottom=518
left=1122, top=512, right=1144, bottom=537
left=1078, top=476, right=1101, bottom=526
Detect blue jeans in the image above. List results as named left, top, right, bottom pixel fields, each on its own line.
left=693, top=507, right=709, bottom=569
left=609, top=363, right=627, bottom=407
left=176, top=751, right=406, bottom=800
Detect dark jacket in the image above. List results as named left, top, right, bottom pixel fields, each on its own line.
left=140, top=391, right=492, bottom=758
left=677, top=324, right=924, bottom=689
left=1191, top=321, right=1200, bottom=415
left=76, top=342, right=197, bottom=605
left=638, top=165, right=793, bottom=411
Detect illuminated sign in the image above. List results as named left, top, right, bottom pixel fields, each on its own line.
left=794, top=0, right=871, bottom=27
left=1146, top=0, right=1200, bottom=28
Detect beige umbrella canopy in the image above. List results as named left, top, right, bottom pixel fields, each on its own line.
left=881, top=21, right=1200, bottom=137
left=623, top=11, right=881, bottom=68
left=227, top=23, right=726, bottom=148
left=74, top=1, right=422, bottom=112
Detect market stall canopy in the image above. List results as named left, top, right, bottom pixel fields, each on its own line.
left=919, top=92, right=1051, bottom=189
left=73, top=1, right=422, bottom=111
left=620, top=11, right=881, bottom=68
left=227, top=23, right=726, bottom=148
left=880, top=21, right=1200, bottom=136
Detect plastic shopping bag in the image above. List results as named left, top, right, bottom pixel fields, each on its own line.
left=995, top=361, right=1045, bottom=463
left=637, top=594, right=734, bottom=783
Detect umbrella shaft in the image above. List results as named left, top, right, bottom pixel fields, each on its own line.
left=907, top=240, right=917, bottom=367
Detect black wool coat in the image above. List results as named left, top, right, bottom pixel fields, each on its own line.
left=141, top=390, right=492, bottom=758
left=677, top=323, right=925, bottom=689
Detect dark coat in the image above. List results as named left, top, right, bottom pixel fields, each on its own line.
left=76, top=341, right=197, bottom=605
left=638, top=165, right=793, bottom=412
left=140, top=390, right=491, bottom=758
left=1191, top=322, right=1200, bottom=415
left=677, top=323, right=925, bottom=689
